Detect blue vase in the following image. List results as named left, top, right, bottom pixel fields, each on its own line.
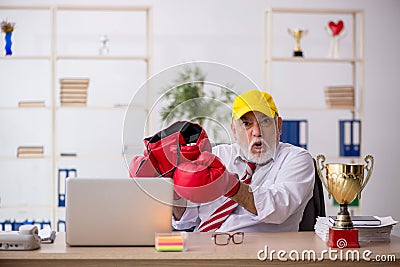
left=5, top=32, right=12, bottom=55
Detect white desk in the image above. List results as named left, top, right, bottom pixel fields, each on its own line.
left=1, top=232, right=399, bottom=266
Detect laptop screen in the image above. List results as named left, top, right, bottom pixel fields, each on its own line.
left=65, top=177, right=173, bottom=246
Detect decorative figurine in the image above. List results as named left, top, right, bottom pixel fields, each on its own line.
left=99, top=34, right=110, bottom=55
left=326, top=20, right=346, bottom=58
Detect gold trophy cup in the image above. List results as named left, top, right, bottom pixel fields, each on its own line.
left=288, top=28, right=308, bottom=57
left=316, top=154, right=374, bottom=248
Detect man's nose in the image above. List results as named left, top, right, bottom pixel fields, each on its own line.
left=252, top=123, right=262, bottom=137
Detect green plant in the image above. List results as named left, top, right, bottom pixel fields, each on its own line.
left=160, top=65, right=235, bottom=141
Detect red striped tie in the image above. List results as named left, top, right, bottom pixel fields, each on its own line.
left=197, top=161, right=257, bottom=232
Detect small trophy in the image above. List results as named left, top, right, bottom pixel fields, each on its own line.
left=316, top=154, right=374, bottom=248
left=288, top=28, right=308, bottom=57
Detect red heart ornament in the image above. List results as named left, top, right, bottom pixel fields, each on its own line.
left=328, top=20, right=344, bottom=36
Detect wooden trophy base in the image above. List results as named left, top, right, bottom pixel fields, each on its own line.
left=327, top=228, right=359, bottom=248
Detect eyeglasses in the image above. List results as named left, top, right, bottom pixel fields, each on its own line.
left=211, top=232, right=244, bottom=245
left=240, top=117, right=275, bottom=129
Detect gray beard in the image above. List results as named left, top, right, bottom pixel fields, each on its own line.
left=239, top=138, right=275, bottom=165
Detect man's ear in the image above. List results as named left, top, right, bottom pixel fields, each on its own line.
left=277, top=116, right=283, bottom=135
left=230, top=119, right=237, bottom=140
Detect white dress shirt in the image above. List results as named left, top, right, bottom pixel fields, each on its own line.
left=172, top=142, right=314, bottom=232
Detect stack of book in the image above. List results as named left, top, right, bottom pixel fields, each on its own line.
left=17, top=146, right=44, bottom=158
left=324, top=86, right=354, bottom=109
left=315, top=216, right=399, bottom=243
left=59, top=78, right=89, bottom=106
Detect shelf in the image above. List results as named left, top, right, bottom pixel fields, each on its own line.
left=278, top=106, right=357, bottom=112
left=0, top=205, right=53, bottom=212
left=0, top=106, right=51, bottom=110
left=263, top=7, right=364, bottom=164
left=56, top=5, right=150, bottom=12
left=0, top=55, right=51, bottom=60
left=0, top=156, right=51, bottom=160
left=266, top=7, right=363, bottom=15
left=56, top=155, right=127, bottom=161
left=265, top=57, right=362, bottom=64
left=56, top=55, right=149, bottom=61
left=0, top=5, right=50, bottom=10
left=55, top=104, right=146, bottom=110
left=0, top=4, right=152, bottom=232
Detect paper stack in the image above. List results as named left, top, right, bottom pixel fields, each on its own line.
left=324, top=86, right=354, bottom=109
left=59, top=78, right=89, bottom=106
left=17, top=146, right=44, bottom=158
left=315, top=216, right=331, bottom=242
left=155, top=233, right=187, bottom=252
left=315, top=216, right=399, bottom=243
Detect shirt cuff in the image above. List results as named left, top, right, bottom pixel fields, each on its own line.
left=172, top=205, right=199, bottom=230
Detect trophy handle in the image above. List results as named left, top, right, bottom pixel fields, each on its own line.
left=360, top=155, right=374, bottom=195
left=316, top=155, right=331, bottom=198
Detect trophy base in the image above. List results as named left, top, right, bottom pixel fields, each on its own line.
left=327, top=228, right=359, bottom=248
left=293, top=51, right=303, bottom=57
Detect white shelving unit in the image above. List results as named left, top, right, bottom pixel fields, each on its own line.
left=263, top=8, right=364, bottom=215
left=0, top=5, right=152, bottom=230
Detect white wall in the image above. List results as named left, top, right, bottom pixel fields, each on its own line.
left=2, top=0, right=400, bottom=233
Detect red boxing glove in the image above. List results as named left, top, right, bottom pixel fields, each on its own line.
left=173, top=151, right=240, bottom=203
left=129, top=154, right=158, bottom=178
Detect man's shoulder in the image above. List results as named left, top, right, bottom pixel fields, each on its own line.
left=276, top=143, right=314, bottom=171
left=277, top=142, right=312, bottom=159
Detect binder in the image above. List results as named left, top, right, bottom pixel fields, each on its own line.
left=280, top=120, right=308, bottom=149
left=0, top=220, right=13, bottom=231
left=57, top=220, right=66, bottom=232
left=58, top=168, right=77, bottom=207
left=40, top=220, right=52, bottom=230
left=339, top=120, right=361, bottom=157
left=12, top=219, right=34, bottom=231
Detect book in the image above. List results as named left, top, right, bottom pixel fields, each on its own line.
left=59, top=78, right=90, bottom=84
left=60, top=99, right=87, bottom=104
left=315, top=216, right=398, bottom=243
left=60, top=88, right=88, bottom=93
left=61, top=96, right=87, bottom=101
left=60, top=84, right=89, bottom=89
left=324, top=85, right=354, bottom=93
left=17, top=146, right=44, bottom=158
left=17, top=154, right=44, bottom=158
left=60, top=91, right=88, bottom=95
left=326, top=103, right=355, bottom=109
left=17, top=146, right=44, bottom=153
left=18, top=101, right=46, bottom=107
left=60, top=102, right=87, bottom=107
left=329, top=215, right=381, bottom=226
left=324, top=85, right=355, bottom=109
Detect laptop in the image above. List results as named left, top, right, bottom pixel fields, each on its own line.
left=65, top=177, right=173, bottom=246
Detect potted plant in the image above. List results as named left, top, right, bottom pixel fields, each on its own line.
left=160, top=65, right=235, bottom=143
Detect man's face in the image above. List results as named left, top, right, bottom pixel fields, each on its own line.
left=231, top=111, right=282, bottom=164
